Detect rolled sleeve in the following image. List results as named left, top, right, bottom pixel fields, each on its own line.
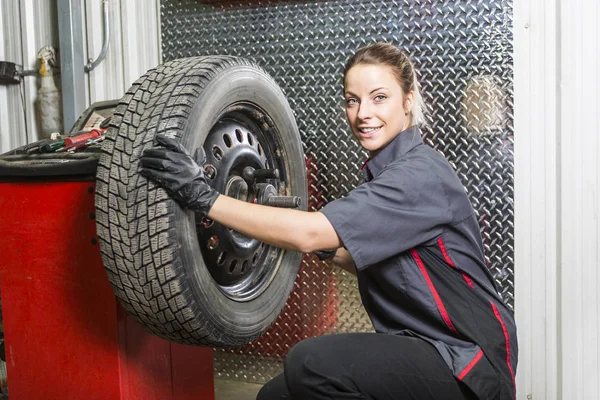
left=320, top=165, right=452, bottom=270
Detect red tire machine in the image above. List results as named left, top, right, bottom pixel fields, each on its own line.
left=0, top=101, right=214, bottom=400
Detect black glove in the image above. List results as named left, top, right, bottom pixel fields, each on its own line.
left=314, top=249, right=336, bottom=261
left=139, top=135, right=219, bottom=215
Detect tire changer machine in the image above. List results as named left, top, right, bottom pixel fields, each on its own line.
left=0, top=101, right=216, bottom=400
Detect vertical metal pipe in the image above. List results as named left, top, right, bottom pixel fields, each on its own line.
left=57, top=0, right=85, bottom=134
left=85, top=0, right=110, bottom=72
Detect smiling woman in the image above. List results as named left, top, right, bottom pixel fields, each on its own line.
left=344, top=64, right=413, bottom=154
left=342, top=44, right=425, bottom=156
left=139, top=43, right=518, bottom=400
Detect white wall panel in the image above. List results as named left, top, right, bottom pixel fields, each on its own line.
left=0, top=0, right=26, bottom=152
left=0, top=0, right=160, bottom=153
left=560, top=0, right=599, bottom=399
left=85, top=0, right=160, bottom=105
left=516, top=0, right=600, bottom=398
left=0, top=0, right=58, bottom=151
left=514, top=0, right=560, bottom=398
left=119, top=0, right=162, bottom=91
left=85, top=0, right=124, bottom=104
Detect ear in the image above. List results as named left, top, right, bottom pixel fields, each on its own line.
left=404, top=90, right=415, bottom=115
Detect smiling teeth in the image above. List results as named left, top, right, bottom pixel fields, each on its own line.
left=360, top=127, right=379, bottom=133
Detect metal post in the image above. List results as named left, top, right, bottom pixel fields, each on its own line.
left=57, top=0, right=86, bottom=134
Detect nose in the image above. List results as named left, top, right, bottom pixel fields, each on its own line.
left=357, top=101, right=372, bottom=121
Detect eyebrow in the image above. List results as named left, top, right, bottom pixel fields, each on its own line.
left=369, top=87, right=388, bottom=94
left=344, top=87, right=389, bottom=97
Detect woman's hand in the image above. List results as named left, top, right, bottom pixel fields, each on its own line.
left=140, top=135, right=219, bottom=215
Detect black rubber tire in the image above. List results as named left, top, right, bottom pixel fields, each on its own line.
left=95, top=56, right=307, bottom=346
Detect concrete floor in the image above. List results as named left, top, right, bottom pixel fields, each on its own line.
left=0, top=380, right=258, bottom=400
left=215, top=379, right=263, bottom=400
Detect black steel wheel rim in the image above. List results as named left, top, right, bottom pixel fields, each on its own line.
left=196, top=103, right=290, bottom=302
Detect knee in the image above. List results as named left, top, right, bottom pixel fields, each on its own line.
left=284, top=337, right=316, bottom=376
left=255, top=384, right=272, bottom=400
left=255, top=373, right=289, bottom=400
left=255, top=385, right=267, bottom=400
left=284, top=337, right=326, bottom=393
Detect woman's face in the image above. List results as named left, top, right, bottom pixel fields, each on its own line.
left=344, top=64, right=413, bottom=155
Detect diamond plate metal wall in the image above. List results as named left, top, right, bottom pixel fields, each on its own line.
left=161, top=0, right=514, bottom=384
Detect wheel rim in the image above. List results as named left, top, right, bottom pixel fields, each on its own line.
left=197, top=103, right=290, bottom=302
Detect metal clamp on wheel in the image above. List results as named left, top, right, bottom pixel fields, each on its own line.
left=254, top=182, right=301, bottom=209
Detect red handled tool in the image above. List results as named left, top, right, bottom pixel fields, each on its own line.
left=60, top=129, right=105, bottom=151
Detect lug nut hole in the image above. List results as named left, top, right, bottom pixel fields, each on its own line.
left=241, top=260, right=249, bottom=273
left=229, top=260, right=238, bottom=274
left=223, top=134, right=232, bottom=148
left=207, top=235, right=219, bottom=250
left=235, top=129, right=244, bottom=143
left=201, top=217, right=214, bottom=228
left=204, top=164, right=217, bottom=179
left=252, top=253, right=259, bottom=265
left=257, top=143, right=263, bottom=156
left=212, top=145, right=224, bottom=161
left=247, top=133, right=254, bottom=146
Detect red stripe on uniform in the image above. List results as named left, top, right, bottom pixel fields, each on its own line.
left=462, top=274, right=476, bottom=288
left=411, top=249, right=458, bottom=333
left=457, top=349, right=484, bottom=380
left=438, top=237, right=475, bottom=288
left=438, top=237, right=456, bottom=266
left=490, top=301, right=516, bottom=395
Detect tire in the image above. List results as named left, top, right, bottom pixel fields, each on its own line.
left=95, top=56, right=307, bottom=346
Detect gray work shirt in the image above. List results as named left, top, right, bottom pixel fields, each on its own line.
left=321, top=126, right=518, bottom=400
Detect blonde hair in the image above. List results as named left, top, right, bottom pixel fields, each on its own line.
left=343, top=42, right=426, bottom=126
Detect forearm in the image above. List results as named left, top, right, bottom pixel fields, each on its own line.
left=140, top=136, right=341, bottom=253
left=207, top=194, right=341, bottom=253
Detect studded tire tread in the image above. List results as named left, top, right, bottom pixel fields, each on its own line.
left=95, top=56, right=306, bottom=346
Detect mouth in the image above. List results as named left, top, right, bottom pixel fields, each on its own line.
left=357, top=126, right=382, bottom=138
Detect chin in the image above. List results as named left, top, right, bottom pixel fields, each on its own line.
left=358, top=139, right=385, bottom=154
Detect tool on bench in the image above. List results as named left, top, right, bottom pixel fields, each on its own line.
left=59, top=129, right=105, bottom=152
left=19, top=138, right=57, bottom=154
left=41, top=139, right=66, bottom=153
left=38, top=129, right=106, bottom=153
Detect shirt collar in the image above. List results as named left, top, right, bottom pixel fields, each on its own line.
left=364, top=126, right=423, bottom=179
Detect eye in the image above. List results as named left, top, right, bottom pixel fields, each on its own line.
left=374, top=94, right=387, bottom=102
left=345, top=98, right=358, bottom=106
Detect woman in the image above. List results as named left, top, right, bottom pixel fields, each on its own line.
left=140, top=42, right=518, bottom=400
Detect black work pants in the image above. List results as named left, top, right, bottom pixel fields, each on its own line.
left=256, top=333, right=477, bottom=400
